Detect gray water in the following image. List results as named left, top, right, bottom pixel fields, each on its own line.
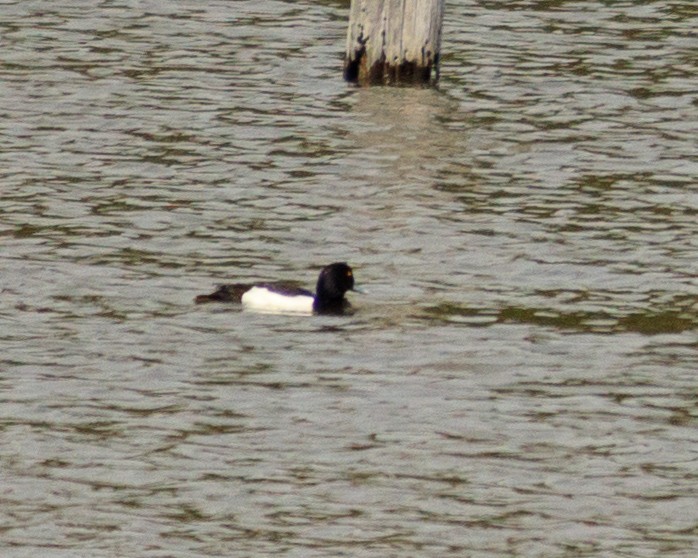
left=1, top=0, right=697, bottom=556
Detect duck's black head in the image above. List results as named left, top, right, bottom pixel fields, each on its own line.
left=313, top=262, right=355, bottom=313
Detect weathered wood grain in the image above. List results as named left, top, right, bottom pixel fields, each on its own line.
left=344, top=0, right=445, bottom=86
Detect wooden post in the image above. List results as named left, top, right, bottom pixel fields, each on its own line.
left=344, top=0, right=445, bottom=86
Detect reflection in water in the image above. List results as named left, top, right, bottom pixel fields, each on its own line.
left=1, top=0, right=696, bottom=556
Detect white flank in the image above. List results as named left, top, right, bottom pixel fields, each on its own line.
left=241, top=286, right=314, bottom=315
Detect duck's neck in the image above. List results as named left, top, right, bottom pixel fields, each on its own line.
left=313, top=283, right=347, bottom=314
left=313, top=297, right=349, bottom=314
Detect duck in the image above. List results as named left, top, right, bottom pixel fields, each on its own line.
left=195, top=262, right=358, bottom=315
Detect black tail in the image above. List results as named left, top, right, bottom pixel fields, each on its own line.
left=194, top=284, right=248, bottom=304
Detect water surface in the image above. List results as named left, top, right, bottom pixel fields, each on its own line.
left=1, top=0, right=697, bottom=556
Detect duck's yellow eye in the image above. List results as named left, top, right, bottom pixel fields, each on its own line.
left=347, top=270, right=352, bottom=277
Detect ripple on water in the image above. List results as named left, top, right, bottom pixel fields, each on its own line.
left=1, top=0, right=697, bottom=556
